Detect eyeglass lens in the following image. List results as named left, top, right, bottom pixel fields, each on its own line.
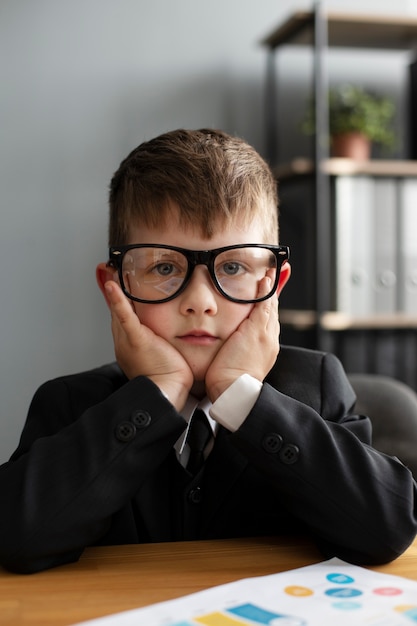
left=120, top=246, right=278, bottom=302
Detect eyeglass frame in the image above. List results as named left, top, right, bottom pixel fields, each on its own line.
left=107, top=243, right=290, bottom=304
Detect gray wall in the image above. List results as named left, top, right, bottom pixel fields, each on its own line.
left=1, top=0, right=416, bottom=462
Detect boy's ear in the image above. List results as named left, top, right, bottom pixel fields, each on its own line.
left=276, top=261, right=291, bottom=297
left=96, top=262, right=118, bottom=308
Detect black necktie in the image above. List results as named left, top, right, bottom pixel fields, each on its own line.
left=186, top=409, right=212, bottom=475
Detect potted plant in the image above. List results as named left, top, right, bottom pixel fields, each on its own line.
left=302, top=84, right=396, bottom=159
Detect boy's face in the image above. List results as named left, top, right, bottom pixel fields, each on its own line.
left=119, top=212, right=288, bottom=390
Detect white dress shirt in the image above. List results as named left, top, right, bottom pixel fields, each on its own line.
left=175, top=374, right=263, bottom=466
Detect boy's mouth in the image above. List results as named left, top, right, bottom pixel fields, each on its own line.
left=178, top=331, right=218, bottom=346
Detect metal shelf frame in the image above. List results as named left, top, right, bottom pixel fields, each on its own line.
left=262, top=1, right=417, bottom=350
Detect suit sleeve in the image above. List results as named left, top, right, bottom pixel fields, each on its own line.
left=0, top=375, right=185, bottom=574
left=231, top=352, right=417, bottom=565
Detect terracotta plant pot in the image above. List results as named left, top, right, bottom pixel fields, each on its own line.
left=331, top=132, right=371, bottom=160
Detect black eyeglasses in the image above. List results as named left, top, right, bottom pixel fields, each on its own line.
left=108, top=243, right=290, bottom=304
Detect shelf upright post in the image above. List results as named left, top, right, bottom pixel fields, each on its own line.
left=265, top=49, right=279, bottom=166
left=410, top=57, right=417, bottom=159
left=313, top=0, right=331, bottom=350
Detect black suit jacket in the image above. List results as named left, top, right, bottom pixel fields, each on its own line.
left=1, top=346, right=416, bottom=573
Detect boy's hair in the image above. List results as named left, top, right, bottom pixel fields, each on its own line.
left=108, top=128, right=278, bottom=245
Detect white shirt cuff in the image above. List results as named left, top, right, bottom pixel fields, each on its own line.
left=209, top=374, right=263, bottom=432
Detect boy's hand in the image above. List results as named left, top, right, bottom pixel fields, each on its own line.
left=104, top=281, right=193, bottom=411
left=205, top=277, right=280, bottom=403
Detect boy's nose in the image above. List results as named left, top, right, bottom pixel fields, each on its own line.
left=178, top=266, right=218, bottom=315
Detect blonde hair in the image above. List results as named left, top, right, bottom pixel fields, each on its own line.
left=108, top=128, right=278, bottom=245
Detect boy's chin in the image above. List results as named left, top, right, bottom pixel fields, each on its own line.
left=183, top=358, right=213, bottom=398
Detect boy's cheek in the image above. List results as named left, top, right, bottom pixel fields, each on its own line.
left=132, top=303, right=167, bottom=334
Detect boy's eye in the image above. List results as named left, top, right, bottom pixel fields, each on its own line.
left=144, top=251, right=187, bottom=279
left=220, top=261, right=245, bottom=276
left=153, top=262, right=177, bottom=277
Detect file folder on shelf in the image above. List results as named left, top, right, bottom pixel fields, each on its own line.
left=398, top=178, right=417, bottom=314
left=334, top=175, right=374, bottom=315
left=335, top=176, right=400, bottom=316
left=373, top=177, right=397, bottom=314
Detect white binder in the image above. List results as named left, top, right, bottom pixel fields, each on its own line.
left=334, top=175, right=374, bottom=315
left=373, top=177, right=397, bottom=314
left=398, top=178, right=417, bottom=314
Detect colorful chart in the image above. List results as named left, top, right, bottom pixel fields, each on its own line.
left=164, top=565, right=417, bottom=626
left=74, top=558, right=417, bottom=626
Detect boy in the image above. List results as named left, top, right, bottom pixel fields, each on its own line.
left=0, top=128, right=416, bottom=574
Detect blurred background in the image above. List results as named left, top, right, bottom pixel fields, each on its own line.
left=1, top=0, right=416, bottom=462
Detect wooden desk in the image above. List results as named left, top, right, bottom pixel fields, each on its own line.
left=1, top=535, right=417, bottom=625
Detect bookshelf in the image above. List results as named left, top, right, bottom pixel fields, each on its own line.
left=274, top=159, right=417, bottom=179
left=262, top=11, right=417, bottom=50
left=261, top=3, right=417, bottom=386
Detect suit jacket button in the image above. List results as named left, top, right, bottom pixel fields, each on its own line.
left=131, top=410, right=151, bottom=428
left=188, top=487, right=203, bottom=504
left=262, top=433, right=283, bottom=454
left=279, top=443, right=299, bottom=464
left=115, top=421, right=136, bottom=442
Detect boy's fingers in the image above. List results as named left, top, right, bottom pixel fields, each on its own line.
left=105, top=281, right=137, bottom=332
left=104, top=280, right=122, bottom=303
left=253, top=277, right=276, bottom=317
left=248, top=277, right=279, bottom=343
left=257, top=275, right=273, bottom=300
